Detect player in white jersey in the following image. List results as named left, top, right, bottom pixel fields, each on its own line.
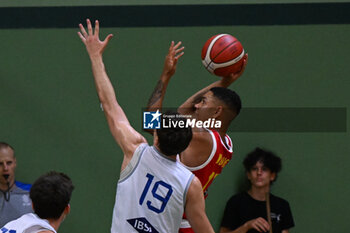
left=1, top=171, right=74, bottom=233
left=78, top=19, right=215, bottom=233
left=112, top=134, right=194, bottom=232
left=1, top=213, right=56, bottom=233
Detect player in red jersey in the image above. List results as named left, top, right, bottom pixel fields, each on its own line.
left=146, top=41, right=248, bottom=232
left=178, top=128, right=233, bottom=199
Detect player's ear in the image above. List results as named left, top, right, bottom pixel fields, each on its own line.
left=64, top=204, right=71, bottom=215
left=213, top=106, right=223, bottom=118
left=270, top=172, right=276, bottom=182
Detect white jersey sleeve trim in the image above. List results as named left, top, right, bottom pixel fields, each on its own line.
left=177, top=129, right=217, bottom=171
left=119, top=143, right=148, bottom=182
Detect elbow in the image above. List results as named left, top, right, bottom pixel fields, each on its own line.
left=100, top=97, right=119, bottom=113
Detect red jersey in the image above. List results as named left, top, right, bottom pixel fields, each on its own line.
left=177, top=129, right=233, bottom=231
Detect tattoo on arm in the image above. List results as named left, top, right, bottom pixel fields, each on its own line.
left=148, top=80, right=164, bottom=107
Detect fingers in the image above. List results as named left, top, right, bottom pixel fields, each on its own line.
left=231, top=53, right=248, bottom=77
left=94, top=20, right=99, bottom=36
left=169, top=41, right=184, bottom=52
left=104, top=34, right=114, bottom=44
left=77, top=32, right=86, bottom=43
left=79, top=23, right=88, bottom=38
left=169, top=41, right=185, bottom=58
left=87, top=18, right=93, bottom=35
left=173, top=41, right=182, bottom=50
left=78, top=19, right=103, bottom=42
left=175, top=51, right=184, bottom=60
left=175, top=45, right=185, bottom=55
left=242, top=53, right=248, bottom=69
left=175, top=46, right=185, bottom=59
left=253, top=218, right=269, bottom=232
left=169, top=41, right=175, bottom=51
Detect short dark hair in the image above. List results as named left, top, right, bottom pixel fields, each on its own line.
left=210, top=87, right=242, bottom=116
left=243, top=147, right=282, bottom=182
left=30, top=171, right=74, bottom=219
left=156, top=112, right=192, bottom=156
left=0, top=142, right=15, bottom=152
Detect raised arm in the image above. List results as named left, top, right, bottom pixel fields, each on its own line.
left=178, top=54, right=248, bottom=115
left=78, top=19, right=146, bottom=169
left=147, top=41, right=184, bottom=111
left=144, top=41, right=184, bottom=134
left=185, top=177, right=215, bottom=233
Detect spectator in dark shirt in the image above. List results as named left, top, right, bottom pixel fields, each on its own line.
left=220, top=147, right=294, bottom=233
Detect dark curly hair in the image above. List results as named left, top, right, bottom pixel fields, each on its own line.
left=243, top=147, right=282, bottom=183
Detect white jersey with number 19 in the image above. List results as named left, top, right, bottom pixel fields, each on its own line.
left=111, top=143, right=194, bottom=233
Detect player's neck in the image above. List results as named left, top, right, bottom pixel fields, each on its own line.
left=0, top=180, right=15, bottom=191
left=47, top=217, right=63, bottom=231
left=153, top=145, right=177, bottom=161
left=212, top=124, right=228, bottom=139
left=248, top=186, right=270, bottom=201
left=0, top=183, right=7, bottom=191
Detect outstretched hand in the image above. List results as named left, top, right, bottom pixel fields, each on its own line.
left=162, top=41, right=185, bottom=78
left=78, top=19, right=113, bottom=58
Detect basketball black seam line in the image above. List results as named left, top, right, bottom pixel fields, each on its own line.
left=206, top=40, right=239, bottom=69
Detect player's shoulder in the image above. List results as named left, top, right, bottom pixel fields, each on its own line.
left=176, top=159, right=195, bottom=177
left=187, top=175, right=203, bottom=198
left=190, top=175, right=202, bottom=188
left=191, top=128, right=212, bottom=141
left=186, top=129, right=213, bottom=151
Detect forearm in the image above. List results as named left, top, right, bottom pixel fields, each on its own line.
left=179, top=53, right=247, bottom=113
left=178, top=77, right=234, bottom=113
left=147, top=40, right=184, bottom=113
left=147, top=73, right=171, bottom=111
left=89, top=54, right=119, bottom=112
left=88, top=51, right=144, bottom=158
left=220, top=224, right=250, bottom=233
left=222, top=217, right=269, bottom=233
left=190, top=214, right=215, bottom=233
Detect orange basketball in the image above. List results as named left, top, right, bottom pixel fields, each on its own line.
left=201, top=34, right=245, bottom=77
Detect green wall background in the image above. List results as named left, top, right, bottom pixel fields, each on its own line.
left=1, top=2, right=349, bottom=233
